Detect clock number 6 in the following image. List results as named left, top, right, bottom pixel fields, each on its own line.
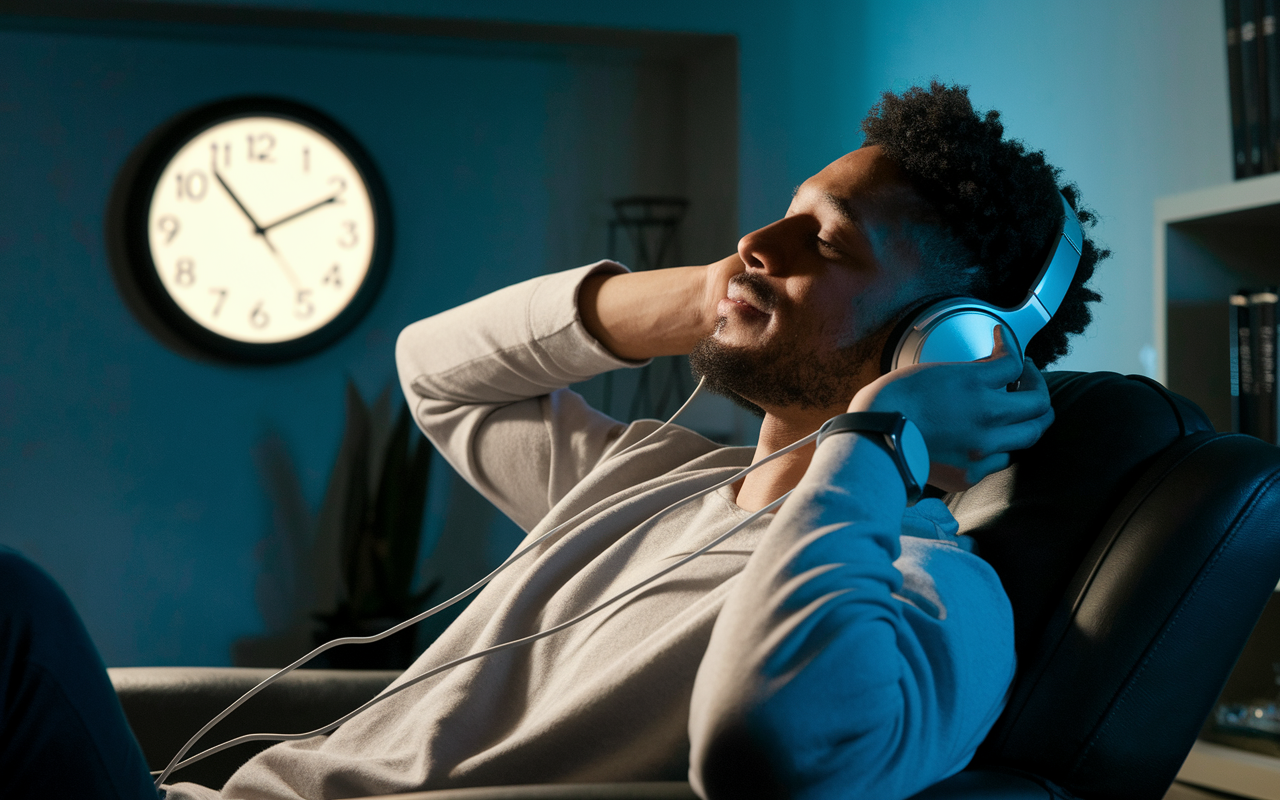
left=174, top=258, right=196, bottom=287
left=249, top=301, right=270, bottom=329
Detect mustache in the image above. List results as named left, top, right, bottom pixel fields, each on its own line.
left=728, top=272, right=778, bottom=312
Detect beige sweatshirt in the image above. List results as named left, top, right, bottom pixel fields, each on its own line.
left=163, top=262, right=1014, bottom=800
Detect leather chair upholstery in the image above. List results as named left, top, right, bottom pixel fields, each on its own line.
left=114, top=372, right=1280, bottom=799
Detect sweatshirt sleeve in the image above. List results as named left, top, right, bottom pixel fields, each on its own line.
left=687, top=433, right=1016, bottom=800
left=395, top=261, right=642, bottom=533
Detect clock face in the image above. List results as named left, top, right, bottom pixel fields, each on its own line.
left=122, top=99, right=391, bottom=361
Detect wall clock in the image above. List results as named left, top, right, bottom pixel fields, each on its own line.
left=118, top=97, right=392, bottom=362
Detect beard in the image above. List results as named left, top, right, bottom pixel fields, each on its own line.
left=688, top=274, right=892, bottom=417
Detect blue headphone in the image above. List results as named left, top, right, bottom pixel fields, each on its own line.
left=882, top=192, right=1084, bottom=372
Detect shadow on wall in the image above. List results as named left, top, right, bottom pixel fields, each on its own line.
left=231, top=381, right=506, bottom=670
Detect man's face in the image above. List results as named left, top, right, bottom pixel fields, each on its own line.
left=690, top=146, right=943, bottom=416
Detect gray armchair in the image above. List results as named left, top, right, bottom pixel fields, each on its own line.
left=114, top=372, right=1280, bottom=799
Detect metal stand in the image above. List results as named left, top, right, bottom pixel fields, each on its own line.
left=603, top=197, right=690, bottom=420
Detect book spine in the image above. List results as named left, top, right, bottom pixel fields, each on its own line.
left=1251, top=289, right=1278, bottom=442
left=1229, top=0, right=1250, bottom=178
left=1244, top=0, right=1265, bottom=176
left=1232, top=291, right=1248, bottom=433
left=1237, top=291, right=1256, bottom=435
left=1266, top=0, right=1280, bottom=172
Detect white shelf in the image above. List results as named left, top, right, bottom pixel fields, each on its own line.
left=1177, top=739, right=1280, bottom=800
left=1153, top=175, right=1280, bottom=431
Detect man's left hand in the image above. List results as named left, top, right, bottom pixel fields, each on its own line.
left=846, top=325, right=1054, bottom=493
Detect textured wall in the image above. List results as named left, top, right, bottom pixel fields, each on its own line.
left=0, top=0, right=1231, bottom=666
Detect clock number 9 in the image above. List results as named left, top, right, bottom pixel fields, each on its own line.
left=249, top=301, right=270, bottom=329
left=175, top=171, right=208, bottom=201
left=174, top=258, right=196, bottom=287
left=156, top=215, right=180, bottom=244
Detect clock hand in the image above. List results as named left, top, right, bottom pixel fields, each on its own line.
left=262, top=234, right=303, bottom=291
left=260, top=194, right=339, bottom=234
left=212, top=167, right=268, bottom=235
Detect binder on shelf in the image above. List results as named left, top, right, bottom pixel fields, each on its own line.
left=1250, top=289, right=1278, bottom=443
left=1229, top=0, right=1250, bottom=178
left=1228, top=290, right=1249, bottom=432
left=1243, top=0, right=1266, bottom=176
left=1232, top=291, right=1252, bottom=435
left=1265, top=0, right=1280, bottom=171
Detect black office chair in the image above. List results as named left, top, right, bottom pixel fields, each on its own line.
left=113, top=371, right=1280, bottom=799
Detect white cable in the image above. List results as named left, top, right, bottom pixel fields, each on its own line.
left=157, top=422, right=818, bottom=783
left=156, top=375, right=705, bottom=787
left=160, top=480, right=801, bottom=777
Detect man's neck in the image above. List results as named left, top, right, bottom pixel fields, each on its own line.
left=734, top=406, right=843, bottom=512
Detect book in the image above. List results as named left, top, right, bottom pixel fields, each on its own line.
left=1243, top=0, right=1266, bottom=176
left=1266, top=0, right=1280, bottom=172
left=1250, top=289, right=1278, bottom=442
left=1232, top=291, right=1254, bottom=434
left=1229, top=0, right=1251, bottom=178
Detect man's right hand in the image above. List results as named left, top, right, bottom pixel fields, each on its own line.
left=579, top=254, right=744, bottom=361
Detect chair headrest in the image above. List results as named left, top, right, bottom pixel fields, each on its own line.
left=945, top=371, right=1213, bottom=663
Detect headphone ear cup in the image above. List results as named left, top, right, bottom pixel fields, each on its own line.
left=883, top=298, right=1022, bottom=373
left=880, top=298, right=950, bottom=375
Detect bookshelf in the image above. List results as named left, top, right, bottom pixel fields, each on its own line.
left=1156, top=171, right=1280, bottom=432
left=1156, top=174, right=1280, bottom=799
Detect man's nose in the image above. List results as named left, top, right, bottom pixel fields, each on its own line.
left=737, top=215, right=809, bottom=276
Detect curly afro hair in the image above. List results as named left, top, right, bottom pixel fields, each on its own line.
left=860, top=81, right=1106, bottom=368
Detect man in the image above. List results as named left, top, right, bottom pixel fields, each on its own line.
left=1, top=82, right=1103, bottom=799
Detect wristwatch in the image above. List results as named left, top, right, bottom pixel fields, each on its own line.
left=816, top=412, right=930, bottom=504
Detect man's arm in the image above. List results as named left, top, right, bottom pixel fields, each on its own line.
left=395, top=258, right=734, bottom=532
left=577, top=258, right=736, bottom=360
left=688, top=433, right=1016, bottom=800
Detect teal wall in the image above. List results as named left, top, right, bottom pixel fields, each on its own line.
left=0, top=1, right=1230, bottom=666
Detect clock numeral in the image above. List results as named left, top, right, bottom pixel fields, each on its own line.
left=156, top=215, right=180, bottom=244
left=209, top=288, right=228, bottom=317
left=247, top=132, right=276, bottom=163
left=294, top=289, right=315, bottom=319
left=174, top=258, right=196, bottom=287
left=175, top=170, right=208, bottom=201
left=249, top=301, right=270, bottom=329
left=209, top=142, right=230, bottom=169
left=337, top=221, right=358, bottom=249
left=302, top=146, right=310, bottom=173
left=328, top=176, right=346, bottom=204
left=322, top=263, right=343, bottom=289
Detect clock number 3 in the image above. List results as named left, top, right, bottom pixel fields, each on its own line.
left=337, top=221, right=358, bottom=249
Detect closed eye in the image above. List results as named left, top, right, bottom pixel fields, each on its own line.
left=815, top=237, right=844, bottom=258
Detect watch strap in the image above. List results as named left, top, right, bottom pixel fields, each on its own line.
left=817, top=411, right=929, bottom=503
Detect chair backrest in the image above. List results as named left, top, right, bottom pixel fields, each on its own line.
left=946, top=372, right=1280, bottom=799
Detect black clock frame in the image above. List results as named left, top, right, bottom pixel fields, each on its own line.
left=116, top=96, right=394, bottom=364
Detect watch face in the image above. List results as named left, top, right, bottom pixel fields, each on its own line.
left=123, top=98, right=391, bottom=362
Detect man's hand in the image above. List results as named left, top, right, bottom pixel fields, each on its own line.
left=579, top=254, right=744, bottom=361
left=847, top=325, right=1054, bottom=492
